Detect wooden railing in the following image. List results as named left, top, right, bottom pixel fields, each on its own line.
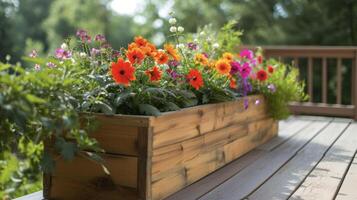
left=262, top=46, right=357, bottom=120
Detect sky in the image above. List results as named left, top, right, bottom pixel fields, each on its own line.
left=110, top=0, right=144, bottom=15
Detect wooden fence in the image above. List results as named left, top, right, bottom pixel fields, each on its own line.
left=261, top=46, right=357, bottom=120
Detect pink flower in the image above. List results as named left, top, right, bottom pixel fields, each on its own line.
left=46, top=62, right=57, bottom=68
left=29, top=50, right=38, bottom=58
left=55, top=48, right=72, bottom=60
left=34, top=64, right=41, bottom=71
left=239, top=62, right=252, bottom=79
left=240, top=49, right=254, bottom=60
left=95, top=34, right=106, bottom=42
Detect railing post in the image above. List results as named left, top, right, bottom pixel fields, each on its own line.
left=354, top=50, right=357, bottom=121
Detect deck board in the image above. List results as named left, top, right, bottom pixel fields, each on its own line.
left=14, top=116, right=357, bottom=200
left=290, top=122, right=357, bottom=200
left=199, top=119, right=331, bottom=200
left=248, top=119, right=351, bottom=200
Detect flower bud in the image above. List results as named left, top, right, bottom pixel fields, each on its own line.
left=213, top=43, right=219, bottom=48
left=177, top=26, right=184, bottom=32
left=169, top=18, right=177, bottom=25
left=170, top=26, right=177, bottom=33
left=61, top=43, right=68, bottom=50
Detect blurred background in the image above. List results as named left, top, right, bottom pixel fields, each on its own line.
left=1, top=0, right=356, bottom=64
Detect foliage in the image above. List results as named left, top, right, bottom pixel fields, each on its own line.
left=251, top=59, right=308, bottom=119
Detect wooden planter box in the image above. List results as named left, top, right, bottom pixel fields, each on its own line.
left=44, top=95, right=278, bottom=200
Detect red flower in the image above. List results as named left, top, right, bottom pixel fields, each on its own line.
left=257, top=69, right=268, bottom=81
left=258, top=55, right=263, bottom=64
left=186, top=69, right=204, bottom=90
left=229, top=78, right=237, bottom=89
left=145, top=66, right=162, bottom=81
left=111, top=58, right=136, bottom=86
left=268, top=65, right=274, bottom=73
left=126, top=48, right=145, bottom=64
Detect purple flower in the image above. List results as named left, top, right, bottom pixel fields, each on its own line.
left=267, top=83, right=276, bottom=93
left=95, top=34, right=106, bottom=42
left=239, top=62, right=252, bottom=79
left=168, top=60, right=180, bottom=68
left=250, top=58, right=257, bottom=67
left=244, top=98, right=249, bottom=110
left=46, top=62, right=57, bottom=68
left=230, top=61, right=240, bottom=75
left=112, top=50, right=121, bottom=58
left=187, top=42, right=198, bottom=50
left=55, top=48, right=72, bottom=60
left=91, top=48, right=100, bottom=56
left=76, top=29, right=91, bottom=43
left=202, top=52, right=209, bottom=58
left=166, top=69, right=180, bottom=79
left=29, top=50, right=38, bottom=58
left=240, top=49, right=254, bottom=60
left=242, top=78, right=252, bottom=96
left=34, top=64, right=41, bottom=71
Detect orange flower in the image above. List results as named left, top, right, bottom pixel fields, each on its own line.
left=145, top=66, right=162, bottom=81
left=128, top=42, right=139, bottom=51
left=229, top=78, right=237, bottom=89
left=134, top=36, right=148, bottom=47
left=144, top=43, right=157, bottom=57
left=126, top=48, right=145, bottom=64
left=164, top=44, right=180, bottom=61
left=155, top=51, right=169, bottom=64
left=186, top=69, right=204, bottom=90
left=111, top=58, right=136, bottom=86
left=222, top=52, right=234, bottom=61
left=215, top=59, right=231, bottom=75
left=195, top=53, right=209, bottom=66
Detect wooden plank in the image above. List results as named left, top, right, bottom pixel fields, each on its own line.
left=137, top=127, right=152, bottom=199
left=290, top=123, right=357, bottom=200
left=322, top=57, right=328, bottom=103
left=199, top=119, right=331, bottom=200
left=165, top=149, right=267, bottom=200
left=89, top=113, right=151, bottom=127
left=248, top=119, right=351, bottom=200
left=308, top=57, right=313, bottom=102
left=336, top=153, right=357, bottom=200
left=337, top=58, right=342, bottom=104
left=52, top=153, right=138, bottom=188
left=258, top=119, right=312, bottom=151
left=289, top=103, right=355, bottom=118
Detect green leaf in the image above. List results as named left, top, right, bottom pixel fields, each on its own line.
left=138, top=104, right=161, bottom=116
left=164, top=102, right=180, bottom=111
left=41, top=152, right=55, bottom=173
left=55, top=138, right=77, bottom=161
left=94, top=101, right=114, bottom=114
left=25, top=94, right=46, bottom=104
left=114, top=92, right=134, bottom=107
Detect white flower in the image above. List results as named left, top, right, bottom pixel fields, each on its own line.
left=199, top=31, right=205, bottom=36
left=177, top=26, right=184, bottom=32
left=194, top=38, right=198, bottom=42
left=177, top=43, right=185, bottom=49
left=79, top=52, right=87, bottom=58
left=213, top=43, right=220, bottom=48
left=207, top=37, right=212, bottom=42
left=169, top=18, right=177, bottom=25
left=61, top=43, right=68, bottom=50
left=34, top=64, right=41, bottom=71
left=170, top=26, right=177, bottom=33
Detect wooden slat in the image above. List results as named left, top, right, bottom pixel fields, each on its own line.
left=336, top=152, right=357, bottom=200
left=337, top=58, right=342, bottom=104
left=258, top=119, right=311, bottom=151
left=293, top=57, right=299, bottom=68
left=291, top=123, right=357, bottom=200
left=308, top=57, right=313, bottom=102
left=248, top=119, right=350, bottom=200
left=137, top=127, right=152, bottom=199
left=165, top=149, right=267, bottom=200
left=354, top=50, right=357, bottom=120
left=199, top=119, right=331, bottom=200
left=262, top=46, right=357, bottom=58
left=322, top=57, right=328, bottom=103
left=289, top=103, right=355, bottom=118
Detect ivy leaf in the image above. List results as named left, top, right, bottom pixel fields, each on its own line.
left=55, top=138, right=77, bottom=161
left=114, top=92, right=134, bottom=107
left=138, top=104, right=161, bottom=116
left=164, top=102, right=180, bottom=111
left=41, top=152, right=55, bottom=173
left=94, top=101, right=114, bottom=114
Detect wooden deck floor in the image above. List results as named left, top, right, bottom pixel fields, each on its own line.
left=16, top=116, right=357, bottom=200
